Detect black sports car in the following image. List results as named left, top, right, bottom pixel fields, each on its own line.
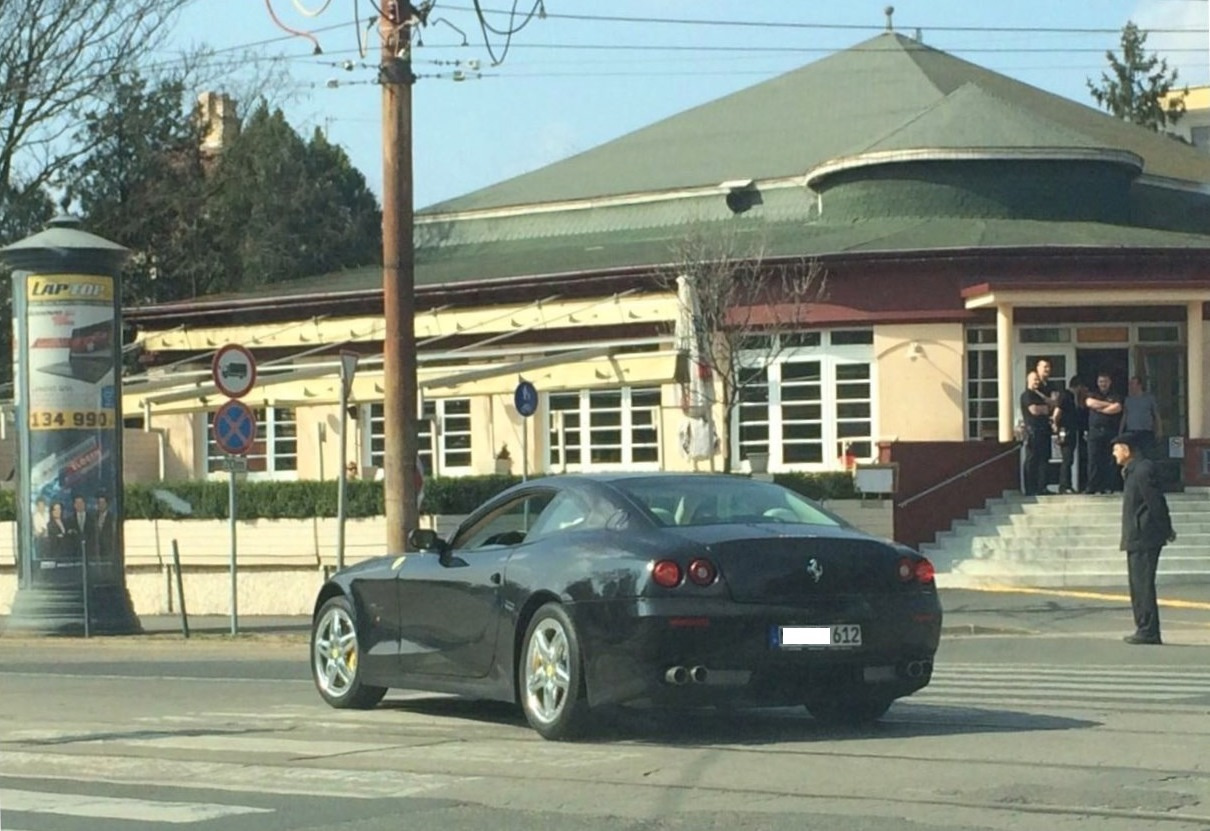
left=310, top=473, right=942, bottom=740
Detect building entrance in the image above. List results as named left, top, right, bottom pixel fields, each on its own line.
left=1077, top=348, right=1129, bottom=398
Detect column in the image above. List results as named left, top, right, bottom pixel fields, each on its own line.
left=1189, top=301, right=1205, bottom=439
left=997, top=303, right=1015, bottom=442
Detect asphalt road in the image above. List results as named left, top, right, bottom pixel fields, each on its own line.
left=1, top=586, right=1210, bottom=830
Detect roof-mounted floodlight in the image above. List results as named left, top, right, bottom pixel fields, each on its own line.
left=719, top=179, right=761, bottom=214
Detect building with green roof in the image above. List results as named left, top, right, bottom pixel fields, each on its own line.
left=121, top=32, right=1210, bottom=540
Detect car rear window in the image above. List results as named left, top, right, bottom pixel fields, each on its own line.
left=613, top=476, right=843, bottom=528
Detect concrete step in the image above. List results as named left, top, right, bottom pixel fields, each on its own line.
left=922, top=488, right=1210, bottom=589
left=929, top=530, right=1210, bottom=548
left=938, top=570, right=1210, bottom=589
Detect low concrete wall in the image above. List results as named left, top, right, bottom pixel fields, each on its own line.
left=0, top=501, right=893, bottom=616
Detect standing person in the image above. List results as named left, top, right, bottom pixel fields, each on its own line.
left=47, top=502, right=69, bottom=559
left=1035, top=358, right=1059, bottom=399
left=1019, top=371, right=1052, bottom=496
left=93, top=493, right=116, bottom=563
left=1084, top=372, right=1123, bottom=494
left=68, top=495, right=93, bottom=561
left=1121, top=375, right=1162, bottom=460
left=1053, top=375, right=1086, bottom=494
left=1113, top=432, right=1175, bottom=645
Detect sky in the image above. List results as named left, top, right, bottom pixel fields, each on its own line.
left=162, top=1, right=1210, bottom=209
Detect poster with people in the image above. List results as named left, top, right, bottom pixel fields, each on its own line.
left=21, top=273, right=121, bottom=587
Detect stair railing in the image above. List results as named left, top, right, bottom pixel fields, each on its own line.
left=896, top=442, right=1023, bottom=509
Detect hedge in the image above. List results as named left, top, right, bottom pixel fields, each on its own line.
left=0, top=471, right=859, bottom=522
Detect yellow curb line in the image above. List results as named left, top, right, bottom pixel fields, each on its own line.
left=961, top=584, right=1210, bottom=612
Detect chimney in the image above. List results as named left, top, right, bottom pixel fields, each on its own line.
left=197, top=92, right=239, bottom=156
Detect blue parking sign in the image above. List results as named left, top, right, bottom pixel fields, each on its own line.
left=514, top=380, right=538, bottom=418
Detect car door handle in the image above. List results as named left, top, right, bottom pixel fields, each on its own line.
left=490, top=572, right=502, bottom=585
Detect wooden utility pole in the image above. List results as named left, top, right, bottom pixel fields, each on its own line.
left=380, top=3, right=420, bottom=552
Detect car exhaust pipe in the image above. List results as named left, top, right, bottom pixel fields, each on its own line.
left=689, top=665, right=708, bottom=684
left=664, top=666, right=689, bottom=685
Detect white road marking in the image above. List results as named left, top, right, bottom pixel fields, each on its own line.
left=0, top=787, right=271, bottom=823
left=0, top=751, right=475, bottom=800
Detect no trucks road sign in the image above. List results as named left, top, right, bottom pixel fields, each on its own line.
left=212, top=343, right=257, bottom=399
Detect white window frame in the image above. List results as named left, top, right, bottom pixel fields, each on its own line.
left=965, top=325, right=999, bottom=441
left=364, top=398, right=473, bottom=477
left=732, top=331, right=875, bottom=472
left=546, top=386, right=661, bottom=472
left=203, top=406, right=298, bottom=480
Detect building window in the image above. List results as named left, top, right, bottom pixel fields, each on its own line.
left=547, top=387, right=660, bottom=470
left=206, top=406, right=297, bottom=477
left=966, top=326, right=999, bottom=440
left=367, top=398, right=472, bottom=475
left=733, top=332, right=874, bottom=470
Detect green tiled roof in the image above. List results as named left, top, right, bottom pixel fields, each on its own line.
left=856, top=83, right=1113, bottom=156
left=130, top=32, right=1210, bottom=316
left=423, top=33, right=1210, bottom=214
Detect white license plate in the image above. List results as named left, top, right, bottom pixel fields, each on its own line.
left=778, top=624, right=863, bottom=648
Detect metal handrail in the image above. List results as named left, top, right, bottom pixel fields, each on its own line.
left=896, top=442, right=1022, bottom=509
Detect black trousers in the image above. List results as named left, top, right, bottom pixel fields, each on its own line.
left=1058, top=435, right=1083, bottom=492
left=1086, top=432, right=1117, bottom=493
left=1023, top=430, right=1051, bottom=495
left=1126, top=546, right=1162, bottom=639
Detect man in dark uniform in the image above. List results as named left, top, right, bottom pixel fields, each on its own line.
left=1084, top=372, right=1123, bottom=494
left=1113, top=432, right=1175, bottom=645
left=1019, top=371, right=1052, bottom=496
left=1053, top=375, right=1086, bottom=494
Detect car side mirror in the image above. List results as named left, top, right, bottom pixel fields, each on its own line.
left=408, top=528, right=447, bottom=554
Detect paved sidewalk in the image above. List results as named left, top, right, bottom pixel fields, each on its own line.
left=5, top=585, right=1210, bottom=642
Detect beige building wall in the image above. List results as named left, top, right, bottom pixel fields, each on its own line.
left=488, top=392, right=525, bottom=475
left=1202, top=321, right=1210, bottom=438
left=295, top=405, right=343, bottom=481
left=150, top=412, right=201, bottom=480
left=875, top=323, right=966, bottom=442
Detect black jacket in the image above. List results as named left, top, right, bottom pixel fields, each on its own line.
left=1120, top=458, right=1174, bottom=551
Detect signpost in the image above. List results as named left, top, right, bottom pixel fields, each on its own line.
left=211, top=346, right=257, bottom=634
left=337, top=351, right=360, bottom=570
left=514, top=380, right=537, bottom=482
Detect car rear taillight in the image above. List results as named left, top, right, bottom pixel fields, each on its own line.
left=652, top=559, right=683, bottom=588
left=896, top=557, right=915, bottom=582
left=914, top=558, right=936, bottom=584
left=687, top=558, right=717, bottom=586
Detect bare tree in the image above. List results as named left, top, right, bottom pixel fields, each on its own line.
left=0, top=1, right=199, bottom=202
left=664, top=226, right=827, bottom=473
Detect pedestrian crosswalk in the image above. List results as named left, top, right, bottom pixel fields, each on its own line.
left=915, top=662, right=1210, bottom=711
left=0, top=709, right=647, bottom=829
left=3, top=668, right=1209, bottom=828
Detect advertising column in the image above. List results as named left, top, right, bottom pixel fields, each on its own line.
left=2, top=215, right=139, bottom=634
left=20, top=273, right=121, bottom=589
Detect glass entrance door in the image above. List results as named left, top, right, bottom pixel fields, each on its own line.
left=1016, top=349, right=1072, bottom=493
left=1138, top=347, right=1186, bottom=439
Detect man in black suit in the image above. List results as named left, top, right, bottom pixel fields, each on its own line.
left=1113, top=432, right=1175, bottom=645
left=92, top=493, right=116, bottom=562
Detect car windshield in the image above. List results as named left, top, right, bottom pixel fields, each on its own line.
left=612, top=476, right=844, bottom=528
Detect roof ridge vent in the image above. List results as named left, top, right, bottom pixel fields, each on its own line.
left=884, top=5, right=894, bottom=32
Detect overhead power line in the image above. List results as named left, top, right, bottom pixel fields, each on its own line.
left=448, top=3, right=1210, bottom=36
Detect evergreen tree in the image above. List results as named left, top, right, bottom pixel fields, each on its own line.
left=207, top=104, right=382, bottom=289
left=68, top=74, right=224, bottom=305
left=1088, top=21, right=1186, bottom=132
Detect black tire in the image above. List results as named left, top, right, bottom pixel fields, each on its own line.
left=518, top=603, right=590, bottom=741
left=805, top=692, right=893, bottom=726
left=311, top=596, right=387, bottom=709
